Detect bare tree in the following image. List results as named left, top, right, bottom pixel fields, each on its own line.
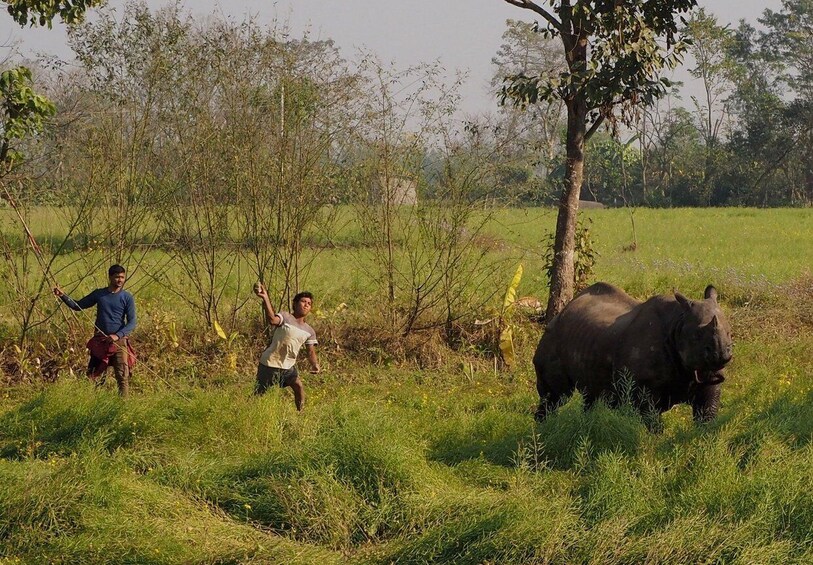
left=351, top=58, right=510, bottom=338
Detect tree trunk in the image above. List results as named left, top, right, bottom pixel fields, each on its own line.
left=545, top=92, right=587, bottom=322
left=804, top=142, right=813, bottom=205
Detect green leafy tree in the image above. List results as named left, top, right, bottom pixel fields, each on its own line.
left=638, top=105, right=705, bottom=205
left=2, top=0, right=102, bottom=176
left=758, top=0, right=813, bottom=203
left=0, top=66, right=55, bottom=174
left=683, top=8, right=737, bottom=205
left=491, top=19, right=566, bottom=202
left=582, top=134, right=642, bottom=206
left=760, top=0, right=813, bottom=96
left=500, top=0, right=696, bottom=320
left=721, top=2, right=813, bottom=206
left=4, top=0, right=103, bottom=27
left=720, top=22, right=788, bottom=205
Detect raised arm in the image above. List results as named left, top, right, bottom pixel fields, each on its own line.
left=53, top=286, right=97, bottom=311
left=254, top=283, right=282, bottom=326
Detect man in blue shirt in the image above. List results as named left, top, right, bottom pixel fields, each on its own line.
left=54, top=264, right=137, bottom=396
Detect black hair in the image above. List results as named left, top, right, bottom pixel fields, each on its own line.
left=108, top=264, right=126, bottom=277
left=292, top=291, right=314, bottom=308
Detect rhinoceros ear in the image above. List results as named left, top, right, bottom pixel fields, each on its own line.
left=675, top=291, right=691, bottom=310
left=704, top=285, right=718, bottom=302
left=710, top=314, right=719, bottom=329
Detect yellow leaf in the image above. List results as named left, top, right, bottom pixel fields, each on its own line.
left=499, top=327, right=514, bottom=366
left=213, top=320, right=227, bottom=340
left=503, top=264, right=523, bottom=311
left=168, top=321, right=179, bottom=347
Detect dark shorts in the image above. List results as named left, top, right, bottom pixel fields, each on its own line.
left=254, top=364, right=298, bottom=395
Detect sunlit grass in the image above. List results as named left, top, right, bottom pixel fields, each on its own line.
left=3, top=206, right=811, bottom=316
left=2, top=322, right=812, bottom=564
left=1, top=206, right=812, bottom=562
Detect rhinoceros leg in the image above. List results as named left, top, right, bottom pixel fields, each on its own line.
left=692, top=383, right=722, bottom=422
left=534, top=366, right=553, bottom=421
left=533, top=356, right=573, bottom=422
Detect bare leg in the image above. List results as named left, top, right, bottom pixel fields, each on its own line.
left=289, top=376, right=305, bottom=411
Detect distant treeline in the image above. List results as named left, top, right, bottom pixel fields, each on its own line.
left=491, top=6, right=813, bottom=208
left=4, top=1, right=812, bottom=211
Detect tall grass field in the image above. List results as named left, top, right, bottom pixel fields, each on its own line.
left=1, top=207, right=812, bottom=564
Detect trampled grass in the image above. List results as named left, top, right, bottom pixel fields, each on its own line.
left=1, top=206, right=812, bottom=563
left=2, top=328, right=812, bottom=564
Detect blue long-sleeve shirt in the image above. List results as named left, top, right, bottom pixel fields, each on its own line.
left=61, top=288, right=137, bottom=338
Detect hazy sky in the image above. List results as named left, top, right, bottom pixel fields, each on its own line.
left=0, top=0, right=781, bottom=115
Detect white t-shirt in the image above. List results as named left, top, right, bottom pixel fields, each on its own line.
left=259, top=311, right=318, bottom=369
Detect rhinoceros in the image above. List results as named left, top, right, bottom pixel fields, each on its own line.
left=533, top=282, right=733, bottom=424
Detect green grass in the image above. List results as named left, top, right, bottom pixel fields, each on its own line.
left=1, top=206, right=812, bottom=562
left=1, top=317, right=812, bottom=564
left=485, top=207, right=813, bottom=296
left=3, top=207, right=811, bottom=313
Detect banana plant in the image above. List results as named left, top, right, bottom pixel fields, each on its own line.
left=499, top=264, right=523, bottom=367
left=168, top=321, right=179, bottom=349
left=213, top=320, right=240, bottom=372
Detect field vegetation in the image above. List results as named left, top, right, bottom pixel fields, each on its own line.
left=1, top=2, right=813, bottom=562
left=1, top=207, right=812, bottom=564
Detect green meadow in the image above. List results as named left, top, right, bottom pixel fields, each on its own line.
left=5, top=206, right=810, bottom=309
left=1, top=207, right=812, bottom=563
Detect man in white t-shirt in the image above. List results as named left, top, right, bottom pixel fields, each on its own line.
left=253, top=284, right=320, bottom=411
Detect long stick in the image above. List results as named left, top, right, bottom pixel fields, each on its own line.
left=1, top=183, right=59, bottom=287
left=2, top=182, right=191, bottom=400
left=1, top=181, right=74, bottom=332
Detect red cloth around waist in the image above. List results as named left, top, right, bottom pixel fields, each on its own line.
left=86, top=335, right=136, bottom=379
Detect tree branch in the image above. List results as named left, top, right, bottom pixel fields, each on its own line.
left=585, top=115, right=605, bottom=141
left=502, top=0, right=564, bottom=34
left=748, top=122, right=813, bottom=195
